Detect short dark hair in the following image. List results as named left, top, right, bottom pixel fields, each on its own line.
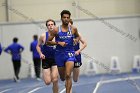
left=13, top=37, right=18, bottom=43
left=60, top=10, right=71, bottom=18
left=46, top=19, right=56, bottom=27
left=33, top=35, right=38, bottom=40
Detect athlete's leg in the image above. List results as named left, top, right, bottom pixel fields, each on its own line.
left=55, top=51, right=65, bottom=81
left=65, top=61, right=74, bottom=93
left=73, top=68, right=80, bottom=82
left=42, top=69, right=51, bottom=85
left=51, top=66, right=59, bottom=93
left=42, top=58, right=52, bottom=84
left=73, top=55, right=82, bottom=82
left=42, top=58, right=59, bottom=93
left=58, top=67, right=65, bottom=81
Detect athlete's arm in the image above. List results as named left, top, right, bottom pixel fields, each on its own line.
left=46, top=27, right=66, bottom=47
left=72, top=26, right=80, bottom=44
left=36, top=34, right=45, bottom=59
left=46, top=27, right=58, bottom=45
left=75, top=34, right=87, bottom=55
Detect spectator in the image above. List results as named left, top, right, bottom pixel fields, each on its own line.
left=30, top=35, right=41, bottom=80
left=4, top=37, right=24, bottom=82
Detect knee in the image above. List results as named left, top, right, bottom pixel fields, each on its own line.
left=52, top=76, right=58, bottom=83
left=65, top=74, right=71, bottom=80
left=44, top=80, right=51, bottom=85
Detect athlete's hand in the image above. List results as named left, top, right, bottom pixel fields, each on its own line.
left=58, top=42, right=67, bottom=47
left=40, top=53, right=45, bottom=59
left=75, top=50, right=80, bottom=55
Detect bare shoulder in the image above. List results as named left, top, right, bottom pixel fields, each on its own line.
left=40, top=32, right=46, bottom=38
left=71, top=25, right=77, bottom=30
left=39, top=32, right=46, bottom=42
left=71, top=25, right=78, bottom=34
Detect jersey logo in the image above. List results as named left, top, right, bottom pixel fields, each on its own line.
left=67, top=31, right=72, bottom=36
left=68, top=52, right=74, bottom=57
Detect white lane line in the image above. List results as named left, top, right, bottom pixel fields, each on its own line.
left=0, top=88, right=12, bottom=93
left=93, top=82, right=101, bottom=93
left=92, top=76, right=140, bottom=93
left=59, top=81, right=97, bottom=93
left=59, top=88, right=66, bottom=93
left=27, top=87, right=43, bottom=93
left=101, top=76, right=140, bottom=84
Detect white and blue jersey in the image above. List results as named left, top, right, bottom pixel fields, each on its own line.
left=55, top=26, right=76, bottom=67
left=55, top=26, right=74, bottom=51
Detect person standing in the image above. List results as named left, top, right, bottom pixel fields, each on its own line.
left=36, top=19, right=59, bottom=93
left=4, top=37, right=24, bottom=82
left=30, top=35, right=41, bottom=80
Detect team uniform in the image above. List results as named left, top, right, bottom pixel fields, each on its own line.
left=30, top=40, right=41, bottom=78
left=74, top=42, right=82, bottom=68
left=55, top=26, right=76, bottom=67
left=42, top=32, right=56, bottom=69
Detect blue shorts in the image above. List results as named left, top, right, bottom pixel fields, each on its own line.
left=55, top=50, right=76, bottom=67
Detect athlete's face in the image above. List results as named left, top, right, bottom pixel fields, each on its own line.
left=47, top=21, right=55, bottom=31
left=61, top=14, right=70, bottom=26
